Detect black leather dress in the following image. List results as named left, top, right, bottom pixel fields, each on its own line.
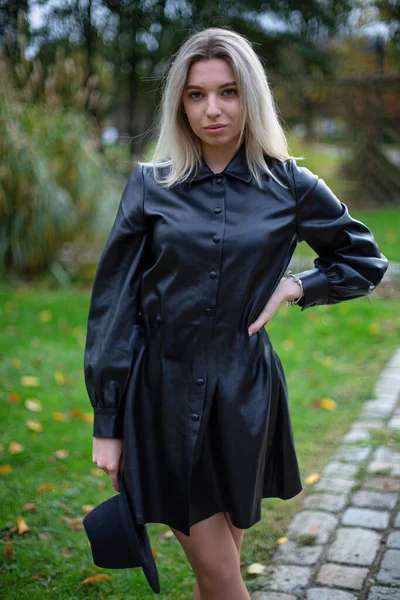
left=83, top=142, right=389, bottom=536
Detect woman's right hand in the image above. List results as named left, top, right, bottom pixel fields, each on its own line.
left=92, top=437, right=124, bottom=492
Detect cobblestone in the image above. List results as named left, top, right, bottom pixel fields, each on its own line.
left=376, top=549, right=400, bottom=585
left=272, top=541, right=323, bottom=565
left=334, top=445, right=372, bottom=463
left=251, top=593, right=297, bottom=600
left=307, top=589, right=357, bottom=600
left=387, top=531, right=400, bottom=548
left=341, top=507, right=390, bottom=529
left=322, top=461, right=359, bottom=479
left=362, top=478, right=400, bottom=492
left=316, top=563, right=368, bottom=590
left=368, top=586, right=400, bottom=599
left=257, top=565, right=311, bottom=595
left=303, top=493, right=348, bottom=512
left=326, top=527, right=382, bottom=566
left=350, top=490, right=398, bottom=510
left=313, top=477, right=356, bottom=494
left=286, top=510, right=338, bottom=544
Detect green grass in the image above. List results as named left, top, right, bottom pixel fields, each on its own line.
left=0, top=285, right=399, bottom=599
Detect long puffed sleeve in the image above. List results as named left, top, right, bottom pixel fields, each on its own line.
left=83, top=165, right=148, bottom=438
left=289, top=159, right=389, bottom=312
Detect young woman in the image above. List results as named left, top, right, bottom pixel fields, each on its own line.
left=84, top=27, right=389, bottom=599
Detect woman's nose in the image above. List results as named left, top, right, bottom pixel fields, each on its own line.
left=205, top=96, right=222, bottom=116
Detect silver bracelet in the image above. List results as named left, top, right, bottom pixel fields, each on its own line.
left=285, top=270, right=303, bottom=306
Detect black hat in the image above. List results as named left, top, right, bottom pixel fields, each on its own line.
left=83, top=471, right=160, bottom=594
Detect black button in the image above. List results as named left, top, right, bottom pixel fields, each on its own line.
left=209, top=271, right=217, bottom=279
left=196, top=378, right=204, bottom=386
left=204, top=308, right=212, bottom=316
left=215, top=176, right=224, bottom=184
left=212, top=235, right=220, bottom=243
left=191, top=413, right=199, bottom=421
left=214, top=207, right=222, bottom=213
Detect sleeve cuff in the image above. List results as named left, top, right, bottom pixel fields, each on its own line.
left=294, top=267, right=331, bottom=311
left=93, top=408, right=124, bottom=439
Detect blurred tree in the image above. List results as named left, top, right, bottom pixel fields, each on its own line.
left=0, top=0, right=30, bottom=60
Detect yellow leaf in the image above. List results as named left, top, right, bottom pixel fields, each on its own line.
left=37, top=483, right=55, bottom=492
left=17, top=516, right=30, bottom=534
left=54, top=372, right=65, bottom=384
left=39, top=310, right=52, bottom=323
left=247, top=562, right=266, bottom=575
left=276, top=536, right=289, bottom=544
left=91, top=468, right=104, bottom=477
left=25, top=398, right=43, bottom=412
left=368, top=323, right=379, bottom=335
left=55, top=449, right=69, bottom=459
left=53, top=412, right=67, bottom=422
left=82, top=413, right=94, bottom=423
left=23, top=503, right=37, bottom=511
left=4, top=544, right=13, bottom=558
left=21, top=376, right=40, bottom=387
left=80, top=574, right=112, bottom=584
left=8, top=441, right=24, bottom=454
left=319, top=398, right=337, bottom=411
left=26, top=419, right=43, bottom=432
left=0, top=465, right=12, bottom=475
left=82, top=505, right=94, bottom=514
left=12, top=358, right=20, bottom=368
left=305, top=472, right=320, bottom=485
left=69, top=408, right=83, bottom=418
left=8, top=392, right=21, bottom=404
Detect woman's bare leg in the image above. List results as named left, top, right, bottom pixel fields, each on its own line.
left=192, top=511, right=245, bottom=599
left=171, top=511, right=250, bottom=600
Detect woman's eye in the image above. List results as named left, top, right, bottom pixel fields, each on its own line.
left=188, top=89, right=237, bottom=100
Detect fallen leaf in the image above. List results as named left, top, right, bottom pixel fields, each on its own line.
left=160, top=530, right=174, bottom=539
left=62, top=547, right=74, bottom=557
left=80, top=574, right=112, bottom=584
left=0, top=465, right=12, bottom=475
left=54, top=372, right=65, bottom=384
left=91, top=468, right=104, bottom=477
left=4, top=544, right=13, bottom=558
left=82, top=505, right=95, bottom=514
left=247, top=562, right=266, bottom=575
left=8, top=392, right=21, bottom=404
left=26, top=419, right=43, bottom=432
left=31, top=573, right=48, bottom=580
left=25, top=398, right=43, bottom=412
left=53, top=412, right=68, bottom=422
left=17, top=517, right=30, bottom=534
left=308, top=526, right=321, bottom=534
left=39, top=310, right=52, bottom=323
left=62, top=516, right=84, bottom=525
left=37, top=483, right=55, bottom=492
left=12, top=358, right=20, bottom=368
left=21, top=376, right=40, bottom=387
left=23, top=503, right=37, bottom=512
left=55, top=449, right=69, bottom=459
left=312, top=397, right=337, bottom=410
left=304, top=472, right=320, bottom=485
left=276, top=536, right=289, bottom=544
left=368, top=323, right=379, bottom=335
left=81, top=413, right=94, bottom=423
left=69, top=408, right=83, bottom=418
left=8, top=441, right=24, bottom=454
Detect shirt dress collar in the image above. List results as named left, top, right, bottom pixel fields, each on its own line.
left=190, top=142, right=252, bottom=183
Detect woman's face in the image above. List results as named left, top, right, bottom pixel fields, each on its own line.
left=182, top=57, right=242, bottom=152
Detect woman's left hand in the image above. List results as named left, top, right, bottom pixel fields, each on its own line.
left=248, top=276, right=303, bottom=336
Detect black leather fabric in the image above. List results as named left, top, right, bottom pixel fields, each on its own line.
left=83, top=142, right=389, bottom=536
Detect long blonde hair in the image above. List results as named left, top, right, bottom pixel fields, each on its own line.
left=139, top=26, right=302, bottom=188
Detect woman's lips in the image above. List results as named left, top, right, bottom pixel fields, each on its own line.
left=204, top=125, right=227, bottom=134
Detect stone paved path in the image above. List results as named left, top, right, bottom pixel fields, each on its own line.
left=251, top=346, right=400, bottom=600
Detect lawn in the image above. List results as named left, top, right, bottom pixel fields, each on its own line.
left=1, top=283, right=399, bottom=599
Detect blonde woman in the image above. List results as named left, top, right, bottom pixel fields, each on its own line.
left=84, top=27, right=389, bottom=599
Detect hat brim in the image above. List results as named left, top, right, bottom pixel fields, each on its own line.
left=118, top=472, right=160, bottom=594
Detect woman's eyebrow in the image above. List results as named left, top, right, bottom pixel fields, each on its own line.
left=185, top=81, right=237, bottom=91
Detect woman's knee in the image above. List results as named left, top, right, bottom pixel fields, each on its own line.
left=171, top=512, right=242, bottom=582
